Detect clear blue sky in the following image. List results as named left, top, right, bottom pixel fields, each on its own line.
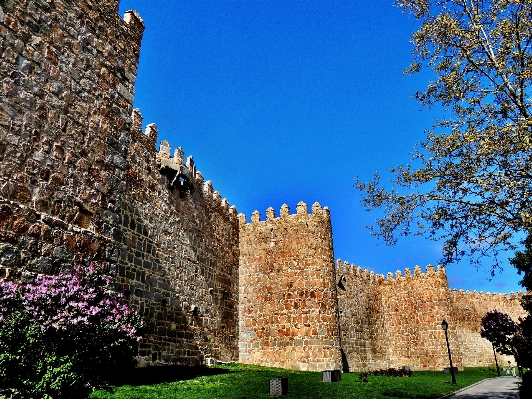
left=118, top=1, right=524, bottom=295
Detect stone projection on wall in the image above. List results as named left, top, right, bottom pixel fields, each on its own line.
left=239, top=202, right=342, bottom=371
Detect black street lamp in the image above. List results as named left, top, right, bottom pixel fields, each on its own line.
left=441, top=320, right=457, bottom=386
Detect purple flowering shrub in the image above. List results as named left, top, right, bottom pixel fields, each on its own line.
left=480, top=310, right=532, bottom=368
left=480, top=310, right=518, bottom=355
left=0, top=263, right=143, bottom=399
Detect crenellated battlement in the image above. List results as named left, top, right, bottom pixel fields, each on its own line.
left=238, top=201, right=330, bottom=225
left=152, top=139, right=238, bottom=217
left=383, top=264, right=447, bottom=284
left=123, top=9, right=145, bottom=44
left=130, top=109, right=158, bottom=152
left=450, top=288, right=526, bottom=301
left=335, top=260, right=382, bottom=283
left=335, top=261, right=447, bottom=285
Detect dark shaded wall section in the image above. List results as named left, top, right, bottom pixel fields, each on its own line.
left=0, top=0, right=239, bottom=366
left=121, top=114, right=240, bottom=366
left=336, top=262, right=387, bottom=371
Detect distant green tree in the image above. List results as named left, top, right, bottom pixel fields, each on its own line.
left=509, top=233, right=532, bottom=369
left=480, top=309, right=532, bottom=369
left=509, top=232, right=532, bottom=294
left=479, top=233, right=532, bottom=399
left=355, top=0, right=532, bottom=272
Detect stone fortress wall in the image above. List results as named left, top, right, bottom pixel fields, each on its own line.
left=337, top=261, right=526, bottom=371
left=119, top=113, right=241, bottom=366
left=0, top=0, right=527, bottom=371
left=0, top=0, right=144, bottom=277
left=450, top=287, right=525, bottom=368
left=239, top=202, right=342, bottom=371
left=0, top=0, right=239, bottom=367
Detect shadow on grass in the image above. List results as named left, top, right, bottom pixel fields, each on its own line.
left=110, top=365, right=234, bottom=386
left=379, top=392, right=442, bottom=399
left=521, top=371, right=532, bottom=399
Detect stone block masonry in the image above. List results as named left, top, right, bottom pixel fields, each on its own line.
left=0, top=0, right=527, bottom=371
left=118, top=113, right=240, bottom=366
left=0, top=0, right=144, bottom=277
left=337, top=261, right=526, bottom=371
left=450, top=289, right=525, bottom=368
left=239, top=202, right=342, bottom=371
left=0, top=0, right=239, bottom=367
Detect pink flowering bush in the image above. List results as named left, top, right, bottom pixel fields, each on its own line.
left=480, top=310, right=519, bottom=355
left=0, top=263, right=143, bottom=399
left=481, top=310, right=532, bottom=369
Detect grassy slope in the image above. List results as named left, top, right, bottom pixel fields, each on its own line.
left=90, top=364, right=500, bottom=399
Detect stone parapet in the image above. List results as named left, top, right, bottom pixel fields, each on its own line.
left=239, top=202, right=342, bottom=371
left=336, top=259, right=526, bottom=371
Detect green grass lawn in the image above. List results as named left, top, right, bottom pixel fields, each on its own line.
left=89, top=364, right=499, bottom=399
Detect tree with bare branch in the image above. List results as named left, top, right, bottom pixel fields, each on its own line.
left=356, top=0, right=532, bottom=272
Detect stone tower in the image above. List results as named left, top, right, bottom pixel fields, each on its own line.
left=238, top=202, right=342, bottom=371
left=0, top=0, right=143, bottom=276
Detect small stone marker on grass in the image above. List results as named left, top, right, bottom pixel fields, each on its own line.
left=269, top=377, right=288, bottom=396
left=322, top=370, right=342, bottom=382
left=444, top=367, right=459, bottom=374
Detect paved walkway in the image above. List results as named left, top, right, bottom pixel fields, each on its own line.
left=444, top=377, right=521, bottom=399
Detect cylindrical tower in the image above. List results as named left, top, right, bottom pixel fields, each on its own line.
left=238, top=201, right=342, bottom=371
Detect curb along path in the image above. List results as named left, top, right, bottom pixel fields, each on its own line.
left=442, top=377, right=521, bottom=399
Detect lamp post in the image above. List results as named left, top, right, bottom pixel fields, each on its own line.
left=441, top=320, right=457, bottom=386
